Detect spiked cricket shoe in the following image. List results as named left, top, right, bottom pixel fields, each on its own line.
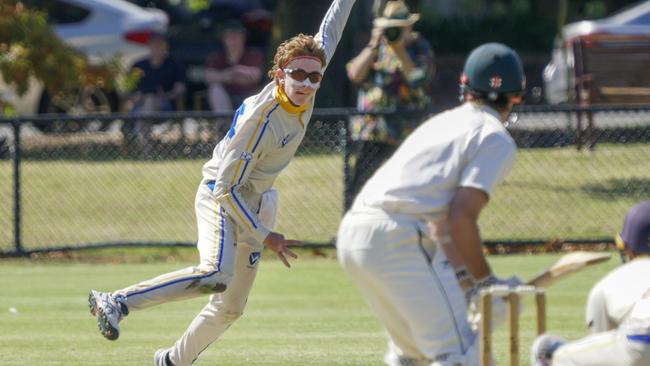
left=88, top=290, right=124, bottom=341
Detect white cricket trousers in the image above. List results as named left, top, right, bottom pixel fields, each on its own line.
left=113, top=181, right=249, bottom=309
left=167, top=242, right=260, bottom=366
left=112, top=181, right=265, bottom=365
left=553, top=330, right=650, bottom=366
left=337, top=211, right=478, bottom=366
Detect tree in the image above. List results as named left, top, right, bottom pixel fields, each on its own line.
left=0, top=1, right=121, bottom=115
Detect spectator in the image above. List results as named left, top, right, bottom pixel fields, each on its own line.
left=345, top=0, right=435, bottom=202
left=127, top=32, right=186, bottom=114
left=123, top=32, right=186, bottom=150
left=204, top=20, right=264, bottom=112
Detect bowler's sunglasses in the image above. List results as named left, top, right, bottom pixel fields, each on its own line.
left=283, top=68, right=323, bottom=84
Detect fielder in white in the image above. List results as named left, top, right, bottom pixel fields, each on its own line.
left=531, top=201, right=650, bottom=366
left=88, top=1, right=356, bottom=364
left=337, top=43, right=527, bottom=366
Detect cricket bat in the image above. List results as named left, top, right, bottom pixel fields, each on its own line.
left=526, top=251, right=612, bottom=288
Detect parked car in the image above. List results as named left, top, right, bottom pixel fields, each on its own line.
left=0, top=0, right=167, bottom=129
left=543, top=0, right=650, bottom=104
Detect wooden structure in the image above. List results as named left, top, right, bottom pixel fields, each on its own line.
left=573, top=34, right=650, bottom=149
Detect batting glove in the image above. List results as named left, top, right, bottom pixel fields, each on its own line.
left=466, top=274, right=523, bottom=331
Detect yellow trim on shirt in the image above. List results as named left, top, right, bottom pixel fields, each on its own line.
left=229, top=102, right=275, bottom=187
left=226, top=195, right=253, bottom=232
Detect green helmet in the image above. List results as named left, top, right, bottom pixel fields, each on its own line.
left=460, top=43, right=525, bottom=101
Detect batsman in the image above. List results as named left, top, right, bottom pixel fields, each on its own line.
left=337, top=42, right=526, bottom=366
left=87, top=0, right=357, bottom=365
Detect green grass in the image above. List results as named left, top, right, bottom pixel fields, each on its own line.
left=0, top=153, right=342, bottom=250
left=0, top=252, right=619, bottom=365
left=1, top=142, right=648, bottom=251
left=482, top=143, right=650, bottom=240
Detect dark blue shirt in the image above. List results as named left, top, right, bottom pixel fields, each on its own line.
left=133, top=57, right=185, bottom=95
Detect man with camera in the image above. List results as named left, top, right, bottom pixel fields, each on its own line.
left=346, top=0, right=435, bottom=203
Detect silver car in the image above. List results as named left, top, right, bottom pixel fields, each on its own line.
left=543, top=0, right=650, bottom=104
left=0, top=0, right=167, bottom=120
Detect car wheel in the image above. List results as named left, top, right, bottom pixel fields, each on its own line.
left=36, top=86, right=117, bottom=133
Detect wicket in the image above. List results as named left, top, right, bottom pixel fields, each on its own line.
left=479, top=285, right=546, bottom=366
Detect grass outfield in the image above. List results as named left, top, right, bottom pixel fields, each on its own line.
left=0, top=251, right=619, bottom=365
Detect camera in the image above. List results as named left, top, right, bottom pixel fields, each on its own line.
left=383, top=27, right=402, bottom=42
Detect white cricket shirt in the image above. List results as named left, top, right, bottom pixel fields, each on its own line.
left=352, top=102, right=516, bottom=220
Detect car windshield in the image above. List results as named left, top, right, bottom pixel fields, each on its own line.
left=604, top=1, right=650, bottom=25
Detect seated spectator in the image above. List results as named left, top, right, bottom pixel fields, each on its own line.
left=127, top=32, right=187, bottom=114
left=123, top=32, right=186, bottom=154
left=204, top=20, right=264, bottom=112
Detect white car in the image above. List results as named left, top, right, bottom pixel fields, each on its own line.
left=0, top=0, right=167, bottom=123
left=543, top=0, right=650, bottom=104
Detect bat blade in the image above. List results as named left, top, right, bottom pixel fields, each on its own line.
left=526, top=251, right=612, bottom=288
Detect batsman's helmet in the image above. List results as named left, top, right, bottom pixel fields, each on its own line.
left=460, top=43, right=525, bottom=101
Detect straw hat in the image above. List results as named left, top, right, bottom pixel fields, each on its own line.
left=373, top=0, right=420, bottom=28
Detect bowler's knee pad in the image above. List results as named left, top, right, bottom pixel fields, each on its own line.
left=195, top=267, right=232, bottom=294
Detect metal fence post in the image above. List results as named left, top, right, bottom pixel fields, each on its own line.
left=11, top=119, right=22, bottom=254
left=340, top=116, right=351, bottom=212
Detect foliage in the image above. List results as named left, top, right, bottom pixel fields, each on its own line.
left=0, top=1, right=123, bottom=105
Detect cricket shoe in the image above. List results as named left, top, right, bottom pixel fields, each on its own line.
left=530, top=333, right=565, bottom=366
left=88, top=290, right=126, bottom=341
left=154, top=348, right=175, bottom=366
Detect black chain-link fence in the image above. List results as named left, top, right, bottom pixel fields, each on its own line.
left=1, top=106, right=649, bottom=255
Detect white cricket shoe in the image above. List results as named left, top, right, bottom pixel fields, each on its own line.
left=154, top=348, right=174, bottom=366
left=88, top=290, right=125, bottom=341
left=530, top=333, right=565, bottom=366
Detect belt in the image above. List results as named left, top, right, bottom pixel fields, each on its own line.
left=627, top=334, right=650, bottom=343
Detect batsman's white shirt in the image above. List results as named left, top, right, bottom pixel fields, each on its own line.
left=338, top=102, right=516, bottom=365
left=352, top=102, right=516, bottom=226
left=552, top=258, right=650, bottom=365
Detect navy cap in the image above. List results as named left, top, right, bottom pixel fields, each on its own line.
left=619, top=201, right=650, bottom=254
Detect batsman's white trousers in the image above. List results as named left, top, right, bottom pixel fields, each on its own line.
left=337, top=211, right=477, bottom=365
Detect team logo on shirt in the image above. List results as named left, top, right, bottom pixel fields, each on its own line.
left=280, top=134, right=291, bottom=147
left=249, top=252, right=261, bottom=266
left=239, top=151, right=253, bottom=161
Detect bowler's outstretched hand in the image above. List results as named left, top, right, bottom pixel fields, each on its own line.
left=263, top=232, right=301, bottom=267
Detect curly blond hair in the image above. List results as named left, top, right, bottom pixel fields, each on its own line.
left=268, top=34, right=326, bottom=82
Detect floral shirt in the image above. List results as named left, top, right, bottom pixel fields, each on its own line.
left=349, top=33, right=434, bottom=144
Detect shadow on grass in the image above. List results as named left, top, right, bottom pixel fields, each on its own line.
left=581, top=178, right=650, bottom=201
